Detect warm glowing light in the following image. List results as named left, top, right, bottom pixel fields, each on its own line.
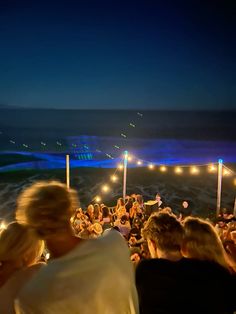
left=128, top=156, right=133, bottom=162
left=160, top=166, right=167, bottom=172
left=45, top=253, right=50, bottom=260
left=208, top=164, right=217, bottom=173
left=118, top=164, right=123, bottom=170
left=102, top=185, right=109, bottom=192
left=223, top=169, right=231, bottom=176
left=95, top=196, right=101, bottom=202
left=190, top=166, right=199, bottom=175
left=175, top=167, right=183, bottom=174
left=111, top=175, right=118, bottom=182
left=148, top=164, right=154, bottom=170
left=137, top=160, right=143, bottom=166
left=0, top=221, right=6, bottom=230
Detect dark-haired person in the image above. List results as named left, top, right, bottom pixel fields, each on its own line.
left=136, top=211, right=235, bottom=314
left=15, top=181, right=139, bottom=314
left=155, top=193, right=166, bottom=210
left=178, top=200, right=192, bottom=219
left=101, top=206, right=112, bottom=231
left=114, top=215, right=131, bottom=239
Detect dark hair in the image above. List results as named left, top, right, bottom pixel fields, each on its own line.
left=142, top=212, right=184, bottom=252
left=102, top=206, right=110, bottom=218
left=120, top=215, right=128, bottom=224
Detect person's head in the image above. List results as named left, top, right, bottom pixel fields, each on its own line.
left=0, top=222, right=44, bottom=269
left=218, top=220, right=226, bottom=228
left=93, top=203, right=100, bottom=220
left=102, top=206, right=110, bottom=218
left=136, top=194, right=143, bottom=205
left=155, top=194, right=161, bottom=202
left=132, top=201, right=139, bottom=210
left=116, top=198, right=124, bottom=207
left=142, top=212, right=184, bottom=259
left=87, top=204, right=94, bottom=217
left=133, top=217, right=142, bottom=229
left=125, top=197, right=133, bottom=206
left=120, top=215, right=128, bottom=225
left=182, top=201, right=189, bottom=208
left=16, top=181, right=79, bottom=239
left=130, top=247, right=141, bottom=265
left=182, top=217, right=229, bottom=270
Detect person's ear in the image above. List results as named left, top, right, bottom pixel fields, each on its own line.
left=147, top=239, right=157, bottom=258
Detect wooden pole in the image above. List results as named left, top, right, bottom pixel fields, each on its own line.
left=66, top=154, right=70, bottom=188
left=216, top=159, right=223, bottom=217
left=233, top=197, right=236, bottom=218
left=123, top=151, right=128, bottom=201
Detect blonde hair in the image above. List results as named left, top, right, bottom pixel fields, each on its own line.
left=16, top=181, right=79, bottom=238
left=183, top=217, right=230, bottom=270
left=0, top=222, right=44, bottom=266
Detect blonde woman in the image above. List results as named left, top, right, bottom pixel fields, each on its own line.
left=182, top=217, right=235, bottom=273
left=15, top=180, right=139, bottom=314
left=0, top=222, right=44, bottom=314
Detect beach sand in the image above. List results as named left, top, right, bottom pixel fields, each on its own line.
left=1, top=167, right=235, bottom=222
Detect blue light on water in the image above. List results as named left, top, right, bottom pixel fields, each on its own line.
left=0, top=137, right=236, bottom=172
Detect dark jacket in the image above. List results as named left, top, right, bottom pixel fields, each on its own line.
left=136, top=258, right=235, bottom=314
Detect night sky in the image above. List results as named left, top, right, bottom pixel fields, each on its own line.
left=0, top=0, right=234, bottom=110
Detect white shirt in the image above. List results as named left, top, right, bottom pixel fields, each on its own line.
left=15, top=230, right=139, bottom=314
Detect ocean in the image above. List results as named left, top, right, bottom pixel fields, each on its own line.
left=1, top=109, right=236, bottom=170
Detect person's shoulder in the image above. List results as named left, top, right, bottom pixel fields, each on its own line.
left=136, top=258, right=173, bottom=274
left=179, top=258, right=233, bottom=279
left=100, top=229, right=128, bottom=249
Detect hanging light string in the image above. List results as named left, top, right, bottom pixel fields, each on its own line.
left=222, top=164, right=236, bottom=176
left=91, top=155, right=236, bottom=204
left=91, top=155, right=124, bottom=204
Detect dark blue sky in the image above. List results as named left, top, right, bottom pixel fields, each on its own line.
left=0, top=0, right=234, bottom=109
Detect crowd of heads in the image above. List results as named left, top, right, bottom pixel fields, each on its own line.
left=1, top=180, right=236, bottom=270
left=69, top=190, right=236, bottom=272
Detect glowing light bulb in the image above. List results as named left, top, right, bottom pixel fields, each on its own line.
left=128, top=156, right=133, bottom=162
left=148, top=164, right=154, bottom=170
left=45, top=253, right=50, bottom=260
left=111, top=175, right=118, bottom=182
left=208, top=164, right=216, bottom=173
left=95, top=196, right=101, bottom=202
left=190, top=166, right=199, bottom=175
left=137, top=160, right=143, bottom=166
left=223, top=169, right=230, bottom=176
left=118, top=164, right=123, bottom=170
left=160, top=166, right=167, bottom=172
left=0, top=221, right=6, bottom=230
left=175, top=167, right=183, bottom=174
left=102, top=185, right=109, bottom=192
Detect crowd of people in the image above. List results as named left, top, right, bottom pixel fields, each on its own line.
left=0, top=180, right=235, bottom=313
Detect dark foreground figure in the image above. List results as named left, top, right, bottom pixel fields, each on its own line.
left=136, top=257, right=235, bottom=314
left=136, top=212, right=235, bottom=314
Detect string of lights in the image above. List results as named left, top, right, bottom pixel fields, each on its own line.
left=90, top=152, right=236, bottom=204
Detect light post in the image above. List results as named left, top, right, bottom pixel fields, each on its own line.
left=123, top=151, right=128, bottom=201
